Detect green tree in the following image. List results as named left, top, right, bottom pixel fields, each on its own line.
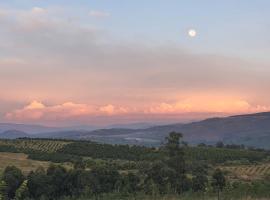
left=2, top=166, right=24, bottom=199
left=211, top=169, right=226, bottom=200
left=192, top=175, right=208, bottom=192
left=88, top=165, right=121, bottom=195
left=46, top=165, right=69, bottom=198
left=216, top=141, right=224, bottom=148
left=165, top=132, right=185, bottom=173
left=15, top=180, right=28, bottom=200
left=27, top=167, right=51, bottom=199
left=0, top=181, right=8, bottom=200
left=165, top=132, right=189, bottom=193
left=165, top=132, right=183, bottom=157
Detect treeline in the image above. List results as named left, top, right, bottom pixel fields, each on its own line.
left=0, top=139, right=267, bottom=166
left=1, top=133, right=270, bottom=200
left=185, top=147, right=267, bottom=164
left=0, top=145, right=18, bottom=153
left=0, top=132, right=226, bottom=200
left=27, top=152, right=81, bottom=163
left=57, top=142, right=156, bottom=161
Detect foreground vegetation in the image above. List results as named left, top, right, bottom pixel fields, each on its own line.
left=0, top=134, right=270, bottom=200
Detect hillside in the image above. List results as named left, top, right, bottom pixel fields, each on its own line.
left=0, top=130, right=29, bottom=139
left=60, top=112, right=270, bottom=148
left=1, top=112, right=270, bottom=148
left=41, top=112, right=270, bottom=148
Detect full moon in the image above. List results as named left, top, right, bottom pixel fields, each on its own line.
left=188, top=29, right=197, bottom=37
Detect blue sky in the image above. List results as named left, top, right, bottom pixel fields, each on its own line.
left=3, top=0, right=270, bottom=60
left=0, top=1, right=270, bottom=125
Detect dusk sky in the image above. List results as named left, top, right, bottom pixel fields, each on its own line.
left=1, top=0, right=270, bottom=126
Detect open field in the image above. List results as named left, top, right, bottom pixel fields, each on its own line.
left=0, top=152, right=51, bottom=174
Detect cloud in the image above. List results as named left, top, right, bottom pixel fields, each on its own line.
left=5, top=98, right=270, bottom=124
left=99, top=104, right=128, bottom=115
left=89, top=10, right=110, bottom=18
left=31, top=7, right=47, bottom=15
left=5, top=101, right=129, bottom=122
left=0, top=58, right=26, bottom=66
left=1, top=6, right=270, bottom=125
left=148, top=96, right=270, bottom=114
left=5, top=101, right=92, bottom=121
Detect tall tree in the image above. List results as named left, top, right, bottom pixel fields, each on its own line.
left=15, top=180, right=28, bottom=200
left=165, top=132, right=185, bottom=174
left=0, top=181, right=8, bottom=200
left=2, top=166, right=24, bottom=199
left=211, top=169, right=226, bottom=200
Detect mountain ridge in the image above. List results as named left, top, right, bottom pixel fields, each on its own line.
left=1, top=111, right=270, bottom=148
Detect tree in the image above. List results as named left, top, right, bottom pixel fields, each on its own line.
left=216, top=141, right=224, bottom=148
left=144, top=161, right=176, bottom=194
left=123, top=173, right=140, bottom=194
left=211, top=169, right=226, bottom=200
left=46, top=165, right=69, bottom=198
left=164, top=132, right=190, bottom=193
left=0, top=181, right=8, bottom=200
left=27, top=167, right=51, bottom=199
left=191, top=162, right=208, bottom=192
left=74, top=158, right=86, bottom=170
left=2, top=166, right=24, bottom=199
left=192, top=175, right=208, bottom=192
left=165, top=132, right=185, bottom=174
left=15, top=180, right=28, bottom=200
left=89, top=165, right=121, bottom=195
left=165, top=132, right=183, bottom=157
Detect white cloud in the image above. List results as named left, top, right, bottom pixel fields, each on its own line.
left=31, top=7, right=47, bottom=14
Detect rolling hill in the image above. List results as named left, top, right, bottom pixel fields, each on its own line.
left=1, top=112, right=270, bottom=148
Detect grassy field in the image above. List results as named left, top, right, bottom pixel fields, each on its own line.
left=0, top=152, right=51, bottom=174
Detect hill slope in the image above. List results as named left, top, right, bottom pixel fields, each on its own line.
left=66, top=112, right=270, bottom=148
left=1, top=112, right=270, bottom=148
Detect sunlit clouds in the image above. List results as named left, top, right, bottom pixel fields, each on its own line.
left=0, top=3, right=270, bottom=125
left=4, top=98, right=270, bottom=125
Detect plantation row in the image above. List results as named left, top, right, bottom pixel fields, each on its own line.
left=0, top=139, right=70, bottom=153
left=185, top=147, right=267, bottom=163
left=0, top=138, right=268, bottom=165
left=223, top=164, right=270, bottom=177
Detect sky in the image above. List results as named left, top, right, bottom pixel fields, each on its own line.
left=0, top=0, right=270, bottom=126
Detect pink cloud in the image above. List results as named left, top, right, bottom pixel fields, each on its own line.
left=4, top=99, right=270, bottom=125
left=5, top=101, right=129, bottom=122
left=148, top=98, right=270, bottom=114
left=5, top=101, right=92, bottom=121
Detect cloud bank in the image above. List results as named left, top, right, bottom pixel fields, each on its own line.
left=0, top=6, right=270, bottom=125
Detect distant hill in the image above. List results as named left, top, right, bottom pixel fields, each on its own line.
left=0, top=123, right=63, bottom=134
left=1, top=112, right=270, bottom=148
left=0, top=130, right=29, bottom=139
left=43, top=112, right=270, bottom=148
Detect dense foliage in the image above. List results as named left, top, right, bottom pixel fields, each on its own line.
left=57, top=142, right=155, bottom=161
left=0, top=135, right=270, bottom=199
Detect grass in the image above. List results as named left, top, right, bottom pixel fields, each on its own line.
left=0, top=152, right=51, bottom=174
